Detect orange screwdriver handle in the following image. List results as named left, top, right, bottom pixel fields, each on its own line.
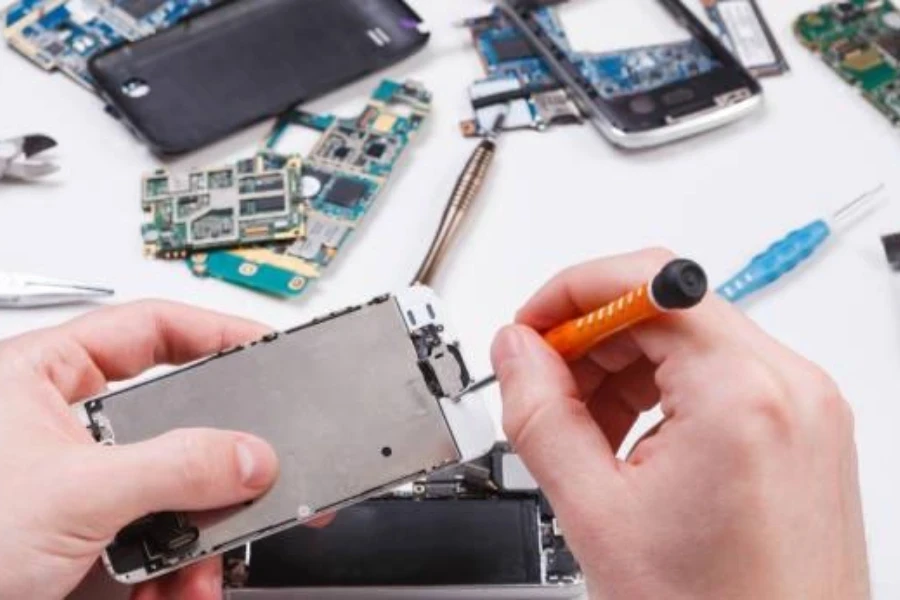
left=542, top=259, right=708, bottom=363
left=543, top=283, right=658, bottom=362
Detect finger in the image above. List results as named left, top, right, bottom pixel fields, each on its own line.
left=593, top=357, right=660, bottom=414
left=585, top=358, right=659, bottom=451
left=564, top=333, right=645, bottom=399
left=568, top=356, right=608, bottom=398
left=131, top=581, right=162, bottom=600
left=30, top=300, right=270, bottom=402
left=67, top=299, right=269, bottom=380
left=586, top=392, right=637, bottom=453
left=168, top=558, right=223, bottom=600
left=63, top=429, right=278, bottom=537
left=582, top=331, right=644, bottom=373
left=491, top=325, right=620, bottom=508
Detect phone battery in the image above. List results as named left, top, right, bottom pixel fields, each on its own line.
left=703, top=0, right=789, bottom=77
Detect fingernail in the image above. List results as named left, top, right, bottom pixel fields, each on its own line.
left=235, top=436, right=276, bottom=488
left=491, top=325, right=526, bottom=370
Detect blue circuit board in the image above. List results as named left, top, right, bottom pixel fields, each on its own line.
left=461, top=6, right=721, bottom=136
left=185, top=80, right=432, bottom=298
left=2, top=0, right=215, bottom=90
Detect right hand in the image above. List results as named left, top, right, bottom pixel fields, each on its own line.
left=491, top=249, right=869, bottom=599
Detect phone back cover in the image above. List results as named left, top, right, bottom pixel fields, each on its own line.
left=89, top=0, right=429, bottom=155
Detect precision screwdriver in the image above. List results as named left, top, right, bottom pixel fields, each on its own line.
left=717, top=185, right=886, bottom=303
left=412, top=111, right=507, bottom=286
left=456, top=258, right=709, bottom=399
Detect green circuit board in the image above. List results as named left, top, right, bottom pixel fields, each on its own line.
left=795, top=0, right=900, bottom=124
left=186, top=79, right=431, bottom=297
left=141, top=153, right=304, bottom=258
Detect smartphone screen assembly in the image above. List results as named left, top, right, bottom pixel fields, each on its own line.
left=497, top=0, right=763, bottom=148
left=72, top=287, right=495, bottom=583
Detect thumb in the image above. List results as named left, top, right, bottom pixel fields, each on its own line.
left=66, top=429, right=279, bottom=536
left=491, top=325, right=619, bottom=504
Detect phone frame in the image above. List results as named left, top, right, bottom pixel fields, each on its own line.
left=72, top=286, right=496, bottom=584
left=498, top=0, right=763, bottom=148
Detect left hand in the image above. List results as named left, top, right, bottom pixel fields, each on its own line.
left=0, top=300, right=280, bottom=600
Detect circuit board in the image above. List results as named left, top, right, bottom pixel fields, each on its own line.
left=795, top=0, right=900, bottom=125
left=2, top=0, right=215, bottom=90
left=461, top=6, right=721, bottom=137
left=185, top=80, right=431, bottom=298
left=701, top=0, right=788, bottom=77
left=141, top=153, right=304, bottom=258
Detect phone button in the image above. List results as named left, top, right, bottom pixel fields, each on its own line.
left=629, top=96, right=656, bottom=115
left=662, top=87, right=695, bottom=106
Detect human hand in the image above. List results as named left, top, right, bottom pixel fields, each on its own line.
left=0, top=301, right=279, bottom=600
left=492, top=249, right=868, bottom=599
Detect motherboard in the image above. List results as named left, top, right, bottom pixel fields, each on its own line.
left=141, top=154, right=304, bottom=258
left=796, top=0, right=900, bottom=125
left=2, top=0, right=215, bottom=89
left=169, top=80, right=431, bottom=298
left=461, top=5, right=721, bottom=137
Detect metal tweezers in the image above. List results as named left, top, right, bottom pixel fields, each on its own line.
left=0, top=273, right=114, bottom=308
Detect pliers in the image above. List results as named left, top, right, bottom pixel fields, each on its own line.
left=0, top=134, right=59, bottom=181
left=0, top=272, right=114, bottom=308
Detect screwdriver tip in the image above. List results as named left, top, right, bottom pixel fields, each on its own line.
left=831, top=184, right=887, bottom=230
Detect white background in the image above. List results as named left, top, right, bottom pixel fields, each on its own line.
left=3, top=0, right=900, bottom=596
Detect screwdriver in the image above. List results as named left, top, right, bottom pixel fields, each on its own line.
left=717, top=185, right=885, bottom=303
left=412, top=110, right=507, bottom=286
left=456, top=258, right=708, bottom=399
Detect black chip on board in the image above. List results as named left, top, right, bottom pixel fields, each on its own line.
left=366, top=143, right=387, bottom=158
left=492, top=37, right=536, bottom=62
left=877, top=34, right=900, bottom=62
left=326, top=178, right=368, bottom=208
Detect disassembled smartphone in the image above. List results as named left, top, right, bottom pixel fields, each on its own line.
left=462, top=0, right=762, bottom=148
left=72, top=286, right=496, bottom=584
left=795, top=0, right=900, bottom=127
left=223, top=444, right=584, bottom=600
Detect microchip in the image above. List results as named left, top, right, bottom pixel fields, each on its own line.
left=240, top=196, right=285, bottom=216
left=492, top=37, right=536, bottom=62
left=333, top=147, right=351, bottom=160
left=325, top=178, right=368, bottom=208
left=877, top=33, right=900, bottom=62
left=834, top=2, right=863, bottom=23
left=45, top=41, right=66, bottom=56
left=366, top=143, right=386, bottom=158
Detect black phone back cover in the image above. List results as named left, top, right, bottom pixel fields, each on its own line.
left=89, top=0, right=429, bottom=155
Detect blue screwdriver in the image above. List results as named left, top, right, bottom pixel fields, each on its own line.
left=717, top=185, right=886, bottom=303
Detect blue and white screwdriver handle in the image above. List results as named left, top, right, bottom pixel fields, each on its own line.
left=716, top=185, right=885, bottom=304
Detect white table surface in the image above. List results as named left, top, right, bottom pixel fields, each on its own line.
left=4, top=0, right=900, bottom=596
